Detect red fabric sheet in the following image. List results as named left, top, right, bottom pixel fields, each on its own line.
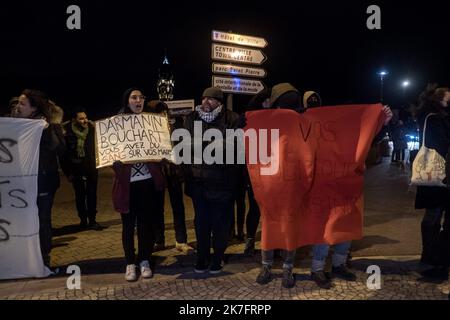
left=245, top=104, right=385, bottom=250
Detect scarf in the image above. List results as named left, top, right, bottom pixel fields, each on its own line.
left=195, top=105, right=223, bottom=123
left=71, top=122, right=89, bottom=158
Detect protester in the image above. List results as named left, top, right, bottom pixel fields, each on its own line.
left=415, top=84, right=450, bottom=282
left=61, top=107, right=102, bottom=230
left=242, top=88, right=272, bottom=256
left=14, top=89, right=66, bottom=269
left=303, top=90, right=393, bottom=289
left=147, top=100, right=194, bottom=254
left=112, top=87, right=165, bottom=281
left=183, top=87, right=240, bottom=274
left=255, top=83, right=302, bottom=288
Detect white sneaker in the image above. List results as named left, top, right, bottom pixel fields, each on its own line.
left=125, top=264, right=137, bottom=282
left=139, top=260, right=153, bottom=278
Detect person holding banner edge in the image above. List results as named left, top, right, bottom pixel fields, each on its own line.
left=14, top=89, right=66, bottom=270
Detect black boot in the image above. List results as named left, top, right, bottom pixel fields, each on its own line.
left=88, top=219, right=103, bottom=231
left=421, top=223, right=440, bottom=264
left=244, top=238, right=255, bottom=256
left=79, top=218, right=88, bottom=230
left=420, top=266, right=448, bottom=281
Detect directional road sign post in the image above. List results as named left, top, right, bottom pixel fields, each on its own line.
left=212, top=63, right=266, bottom=78
left=211, top=30, right=268, bottom=109
left=212, top=43, right=267, bottom=65
left=212, top=75, right=265, bottom=95
left=212, top=30, right=268, bottom=48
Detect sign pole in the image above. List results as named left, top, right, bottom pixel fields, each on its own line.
left=227, top=93, right=233, bottom=111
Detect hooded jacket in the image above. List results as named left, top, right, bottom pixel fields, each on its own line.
left=303, top=91, right=322, bottom=109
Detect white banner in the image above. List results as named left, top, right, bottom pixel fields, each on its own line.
left=0, top=118, right=51, bottom=280
left=95, top=113, right=174, bottom=168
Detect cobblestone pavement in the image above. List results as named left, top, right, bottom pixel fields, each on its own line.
left=0, top=254, right=449, bottom=300
left=0, top=160, right=449, bottom=300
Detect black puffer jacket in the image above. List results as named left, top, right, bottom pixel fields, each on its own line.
left=183, top=107, right=240, bottom=202
left=415, top=109, right=450, bottom=209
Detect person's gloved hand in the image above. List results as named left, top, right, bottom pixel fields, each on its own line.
left=237, top=113, right=247, bottom=129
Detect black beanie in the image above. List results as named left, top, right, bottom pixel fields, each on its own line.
left=272, top=91, right=301, bottom=110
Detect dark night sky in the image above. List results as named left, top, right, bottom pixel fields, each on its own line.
left=0, top=0, right=448, bottom=119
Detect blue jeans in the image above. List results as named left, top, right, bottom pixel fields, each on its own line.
left=311, top=241, right=351, bottom=272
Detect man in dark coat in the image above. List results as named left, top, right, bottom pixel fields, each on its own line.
left=61, top=108, right=102, bottom=230
left=183, top=87, right=240, bottom=274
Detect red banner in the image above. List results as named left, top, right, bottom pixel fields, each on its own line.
left=245, top=104, right=385, bottom=250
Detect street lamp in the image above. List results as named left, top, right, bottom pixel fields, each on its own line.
left=378, top=71, right=388, bottom=103
left=401, top=80, right=410, bottom=105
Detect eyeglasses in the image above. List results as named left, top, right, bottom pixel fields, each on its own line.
left=130, top=95, right=146, bottom=101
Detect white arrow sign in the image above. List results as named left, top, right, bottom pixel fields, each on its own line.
left=212, top=43, right=267, bottom=65
left=212, top=30, right=268, bottom=48
left=212, top=76, right=265, bottom=95
left=212, top=63, right=266, bottom=78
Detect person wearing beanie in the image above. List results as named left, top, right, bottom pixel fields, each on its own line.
left=112, top=87, right=166, bottom=281
left=301, top=91, right=394, bottom=289
left=270, top=82, right=302, bottom=110
left=183, top=86, right=240, bottom=274
left=256, top=82, right=301, bottom=289
left=303, top=91, right=322, bottom=109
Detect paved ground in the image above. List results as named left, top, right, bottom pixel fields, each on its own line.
left=0, top=155, right=449, bottom=300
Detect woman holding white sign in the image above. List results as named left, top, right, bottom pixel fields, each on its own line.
left=14, top=89, right=66, bottom=270
left=112, top=87, right=165, bottom=281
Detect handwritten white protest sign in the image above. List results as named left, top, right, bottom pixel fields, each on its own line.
left=95, top=113, right=174, bottom=168
left=0, top=118, right=51, bottom=279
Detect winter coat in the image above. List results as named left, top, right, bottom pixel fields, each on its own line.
left=33, top=113, right=66, bottom=193
left=61, top=121, right=97, bottom=177
left=183, top=107, right=241, bottom=202
left=111, top=162, right=165, bottom=213
left=415, top=110, right=450, bottom=209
